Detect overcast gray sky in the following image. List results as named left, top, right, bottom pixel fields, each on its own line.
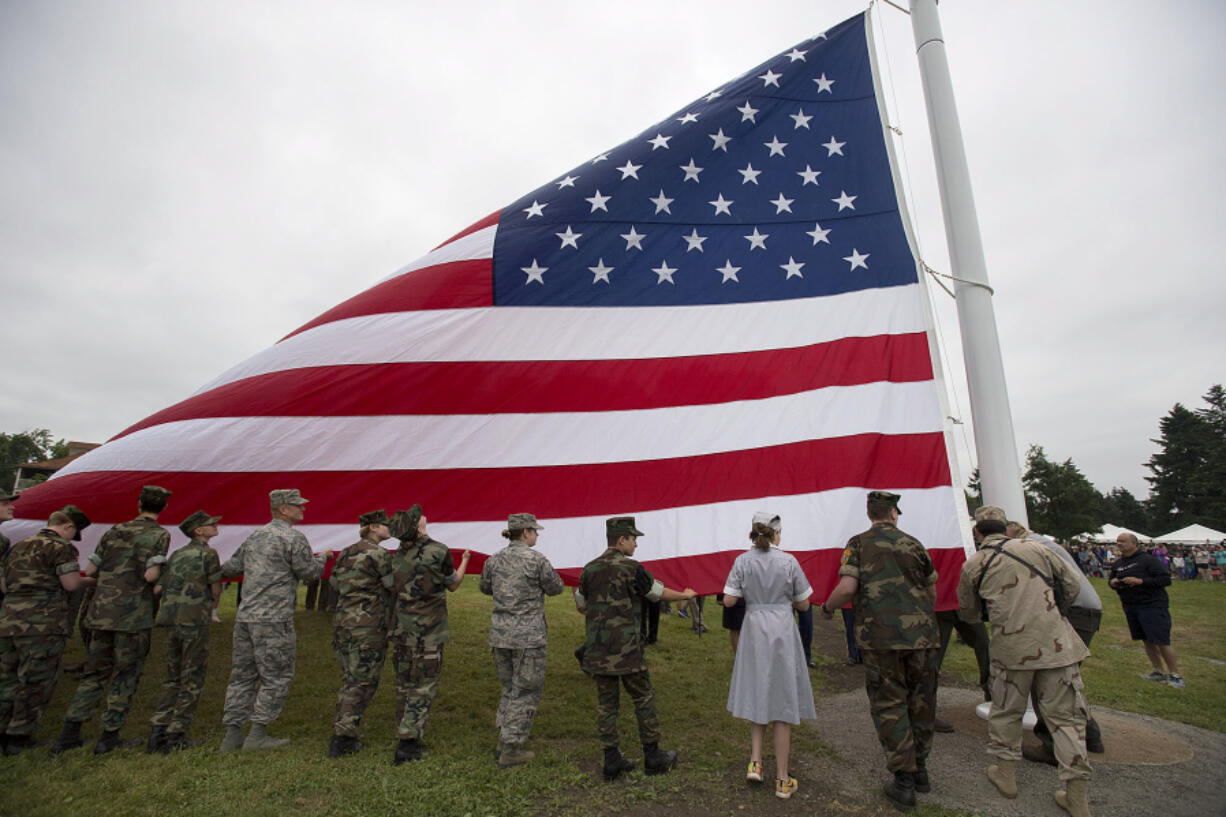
left=2, top=1, right=1222, bottom=506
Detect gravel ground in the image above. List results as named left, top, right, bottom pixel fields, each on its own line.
left=811, top=686, right=1225, bottom=817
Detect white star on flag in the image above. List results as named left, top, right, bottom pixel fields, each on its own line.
left=717, top=260, right=742, bottom=282
left=797, top=165, right=822, bottom=186
left=591, top=153, right=609, bottom=164
left=843, top=249, right=870, bottom=271
left=786, top=48, right=807, bottom=62
left=790, top=108, right=813, bottom=130
left=823, top=136, right=846, bottom=156
left=771, top=193, right=795, bottom=214
left=704, top=90, right=722, bottom=101
left=617, top=160, right=643, bottom=180
left=738, top=164, right=762, bottom=185
left=675, top=112, right=698, bottom=124
left=683, top=229, right=708, bottom=252
left=737, top=101, right=759, bottom=123
left=758, top=69, right=782, bottom=87
left=832, top=190, right=857, bottom=211
left=680, top=159, right=704, bottom=182
left=744, top=228, right=769, bottom=250
left=648, top=133, right=672, bottom=150
left=556, top=175, right=578, bottom=189
left=620, top=227, right=646, bottom=250
left=589, top=258, right=614, bottom=283
left=649, top=190, right=674, bottom=214
left=709, top=128, right=732, bottom=152
left=586, top=190, right=612, bottom=212
left=781, top=257, right=805, bottom=279
left=521, top=259, right=547, bottom=285
left=523, top=200, right=546, bottom=219
left=652, top=261, right=677, bottom=284
left=555, top=226, right=581, bottom=249
left=764, top=136, right=788, bottom=157
left=806, top=222, right=832, bottom=245
left=813, top=73, right=835, bottom=93
left=708, top=194, right=734, bottom=215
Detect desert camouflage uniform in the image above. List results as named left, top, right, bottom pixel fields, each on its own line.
left=0, top=529, right=80, bottom=737
left=330, top=537, right=393, bottom=737
left=149, top=539, right=222, bottom=734
left=958, top=533, right=1091, bottom=782
left=839, top=521, right=941, bottom=774
left=390, top=534, right=456, bottom=741
left=479, top=540, right=564, bottom=746
left=220, top=519, right=325, bottom=727
left=64, top=517, right=169, bottom=731
left=576, top=548, right=666, bottom=748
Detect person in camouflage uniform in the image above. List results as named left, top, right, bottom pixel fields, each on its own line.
left=0, top=490, right=18, bottom=608
left=327, top=509, right=394, bottom=758
left=575, top=517, right=695, bottom=781
left=52, top=486, right=172, bottom=756
left=958, top=506, right=1092, bottom=817
left=479, top=512, right=565, bottom=768
left=146, top=509, right=223, bottom=754
left=218, top=489, right=332, bottom=752
left=388, top=504, right=470, bottom=765
left=0, top=505, right=94, bottom=755
left=819, top=491, right=941, bottom=811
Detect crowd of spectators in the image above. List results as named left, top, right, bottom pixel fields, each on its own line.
left=1069, top=541, right=1226, bottom=581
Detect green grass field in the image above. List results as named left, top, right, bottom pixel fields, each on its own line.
left=1, top=576, right=1222, bottom=817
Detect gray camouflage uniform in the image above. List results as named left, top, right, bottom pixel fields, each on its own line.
left=220, top=519, right=325, bottom=727
left=479, top=538, right=564, bottom=747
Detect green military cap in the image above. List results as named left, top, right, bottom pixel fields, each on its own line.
left=389, top=504, right=423, bottom=540
left=867, top=491, right=902, bottom=513
left=606, top=516, right=645, bottom=537
left=974, top=505, right=1007, bottom=524
left=0, top=489, right=19, bottom=502
left=359, top=509, right=391, bottom=527
left=507, top=512, right=544, bottom=531
left=269, top=488, right=309, bottom=509
left=139, top=485, right=172, bottom=504
left=61, top=504, right=91, bottom=540
left=179, top=509, right=221, bottom=537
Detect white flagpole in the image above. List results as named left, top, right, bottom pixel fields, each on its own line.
left=909, top=0, right=1029, bottom=526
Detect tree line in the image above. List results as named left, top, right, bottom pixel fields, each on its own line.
left=969, top=385, right=1226, bottom=541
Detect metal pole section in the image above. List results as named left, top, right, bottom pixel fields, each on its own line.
left=910, top=0, right=1028, bottom=526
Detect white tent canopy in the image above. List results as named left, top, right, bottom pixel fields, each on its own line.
left=1153, top=523, right=1226, bottom=545
left=1086, top=524, right=1152, bottom=544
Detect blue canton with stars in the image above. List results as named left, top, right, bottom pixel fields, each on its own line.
left=493, top=13, right=915, bottom=307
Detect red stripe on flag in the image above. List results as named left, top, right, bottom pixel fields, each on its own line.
left=433, top=211, right=499, bottom=250
left=21, top=432, right=950, bottom=524
left=112, top=333, right=934, bottom=440
left=283, top=259, right=493, bottom=339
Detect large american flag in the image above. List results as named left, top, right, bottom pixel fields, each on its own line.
left=7, top=13, right=971, bottom=603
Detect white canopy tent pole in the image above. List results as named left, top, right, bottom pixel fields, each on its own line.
left=910, top=0, right=1028, bottom=525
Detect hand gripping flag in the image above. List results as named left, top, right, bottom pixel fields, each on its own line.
left=7, top=13, right=972, bottom=605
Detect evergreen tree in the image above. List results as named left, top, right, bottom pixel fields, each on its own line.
left=0, top=429, right=70, bottom=489
left=1144, top=398, right=1218, bottom=532
left=1100, top=486, right=1149, bottom=534
left=1022, top=445, right=1103, bottom=541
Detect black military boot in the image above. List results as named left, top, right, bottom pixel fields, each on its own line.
left=393, top=738, right=421, bottom=765
left=94, top=730, right=133, bottom=755
left=602, top=746, right=636, bottom=781
left=642, top=742, right=678, bottom=776
left=329, top=735, right=361, bottom=758
left=883, top=770, right=917, bottom=811
left=49, top=720, right=84, bottom=756
left=164, top=732, right=203, bottom=752
left=146, top=725, right=168, bottom=755
left=4, top=734, right=43, bottom=756
left=913, top=757, right=931, bottom=793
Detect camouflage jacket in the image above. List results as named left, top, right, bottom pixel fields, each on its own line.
left=85, top=516, right=170, bottom=632
left=838, top=521, right=939, bottom=651
left=330, top=536, right=394, bottom=639
left=577, top=548, right=663, bottom=675
left=221, top=519, right=324, bottom=623
left=390, top=535, right=457, bottom=646
left=957, top=533, right=1089, bottom=670
left=156, top=539, right=222, bottom=628
left=479, top=541, right=565, bottom=648
left=0, top=529, right=80, bottom=637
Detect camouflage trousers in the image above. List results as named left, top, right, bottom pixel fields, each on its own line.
left=332, top=628, right=387, bottom=737
left=594, top=670, right=660, bottom=749
left=493, top=646, right=546, bottom=746
left=393, top=639, right=444, bottom=740
left=149, top=625, right=210, bottom=734
left=988, top=662, right=1091, bottom=782
left=0, top=634, right=66, bottom=737
left=862, top=648, right=940, bottom=773
left=222, top=620, right=296, bottom=727
left=65, top=628, right=152, bottom=731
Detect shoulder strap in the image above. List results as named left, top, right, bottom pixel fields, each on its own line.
left=978, top=541, right=1056, bottom=592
